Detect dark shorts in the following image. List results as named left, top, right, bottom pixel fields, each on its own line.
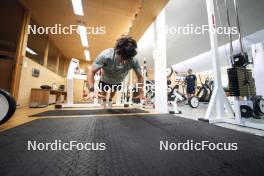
left=98, top=81, right=122, bottom=92
left=186, top=86, right=195, bottom=94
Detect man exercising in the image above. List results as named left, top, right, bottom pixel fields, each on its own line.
left=185, top=69, right=197, bottom=98
left=86, top=35, right=144, bottom=108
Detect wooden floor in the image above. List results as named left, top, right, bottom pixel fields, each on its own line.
left=0, top=106, right=54, bottom=132
left=0, top=105, right=154, bottom=132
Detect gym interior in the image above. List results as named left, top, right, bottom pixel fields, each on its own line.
left=1, top=0, right=264, bottom=175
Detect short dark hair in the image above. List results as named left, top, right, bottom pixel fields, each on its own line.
left=115, top=35, right=137, bottom=59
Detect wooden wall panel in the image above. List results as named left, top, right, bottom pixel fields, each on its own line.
left=11, top=10, right=30, bottom=99
left=17, top=57, right=66, bottom=107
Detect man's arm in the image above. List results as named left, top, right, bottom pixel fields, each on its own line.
left=133, top=59, right=145, bottom=99
left=136, top=73, right=144, bottom=96
left=85, top=49, right=109, bottom=99
left=87, top=66, right=101, bottom=90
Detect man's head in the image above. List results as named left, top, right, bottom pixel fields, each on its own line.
left=115, top=35, right=137, bottom=60
left=187, top=69, right=192, bottom=74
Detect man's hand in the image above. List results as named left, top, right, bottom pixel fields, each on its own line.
left=86, top=92, right=97, bottom=100
left=84, top=91, right=106, bottom=100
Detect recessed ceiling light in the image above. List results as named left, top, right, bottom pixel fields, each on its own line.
left=71, top=0, right=84, bottom=16
left=78, top=25, right=89, bottom=47
left=84, top=49, right=91, bottom=61
left=26, top=47, right=37, bottom=55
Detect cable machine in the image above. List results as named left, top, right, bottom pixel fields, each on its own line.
left=204, top=0, right=264, bottom=130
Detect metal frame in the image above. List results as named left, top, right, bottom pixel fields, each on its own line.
left=205, top=0, right=264, bottom=130
left=153, top=9, right=168, bottom=113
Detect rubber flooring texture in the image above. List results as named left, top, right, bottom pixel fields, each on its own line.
left=0, top=114, right=264, bottom=176
left=29, top=108, right=148, bottom=117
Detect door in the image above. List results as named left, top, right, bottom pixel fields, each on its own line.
left=0, top=55, right=15, bottom=92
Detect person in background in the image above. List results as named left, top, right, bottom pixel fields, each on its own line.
left=184, top=69, right=197, bottom=98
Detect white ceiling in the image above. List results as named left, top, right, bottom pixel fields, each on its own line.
left=137, top=0, right=264, bottom=71
left=172, top=29, right=264, bottom=73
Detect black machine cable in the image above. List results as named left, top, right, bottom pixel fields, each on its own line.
left=215, top=0, right=232, bottom=67
left=233, top=0, right=245, bottom=54
left=224, top=0, right=235, bottom=66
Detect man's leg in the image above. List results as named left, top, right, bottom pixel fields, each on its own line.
left=108, top=91, right=117, bottom=107
left=186, top=88, right=191, bottom=99
left=99, top=91, right=107, bottom=108
left=108, top=83, right=122, bottom=107
left=98, top=81, right=108, bottom=108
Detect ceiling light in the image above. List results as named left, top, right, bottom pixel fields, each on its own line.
left=78, top=25, right=89, bottom=47
left=26, top=47, right=37, bottom=55
left=71, top=0, right=84, bottom=16
left=84, top=49, right=91, bottom=61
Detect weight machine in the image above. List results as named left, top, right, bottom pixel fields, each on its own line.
left=204, top=0, right=264, bottom=130
left=196, top=75, right=213, bottom=103
left=166, top=67, right=199, bottom=114
left=224, top=0, right=264, bottom=121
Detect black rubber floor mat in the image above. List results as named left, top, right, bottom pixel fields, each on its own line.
left=1, top=114, right=264, bottom=176
left=29, top=108, right=148, bottom=117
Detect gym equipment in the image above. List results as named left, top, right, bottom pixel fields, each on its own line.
left=167, top=82, right=199, bottom=113
left=251, top=96, right=264, bottom=117
left=238, top=101, right=254, bottom=118
left=240, top=105, right=253, bottom=119
left=132, top=81, right=155, bottom=109
left=40, top=85, right=52, bottom=90
left=188, top=97, right=199, bottom=108
left=202, top=0, right=264, bottom=129
left=165, top=67, right=174, bottom=77
left=0, top=89, right=16, bottom=125
left=201, top=0, right=264, bottom=130
left=227, top=67, right=255, bottom=96
left=224, top=0, right=263, bottom=120
left=164, top=71, right=200, bottom=113
left=224, top=0, right=264, bottom=124
left=145, top=80, right=155, bottom=99
left=196, top=75, right=213, bottom=103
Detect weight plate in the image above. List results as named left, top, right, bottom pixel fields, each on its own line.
left=0, top=93, right=9, bottom=122
left=165, top=67, right=173, bottom=77
left=257, top=99, right=264, bottom=114
left=188, top=96, right=199, bottom=108
left=240, top=105, right=253, bottom=118
left=0, top=89, right=16, bottom=125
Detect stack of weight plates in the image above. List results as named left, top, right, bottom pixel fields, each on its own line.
left=227, top=67, right=256, bottom=96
